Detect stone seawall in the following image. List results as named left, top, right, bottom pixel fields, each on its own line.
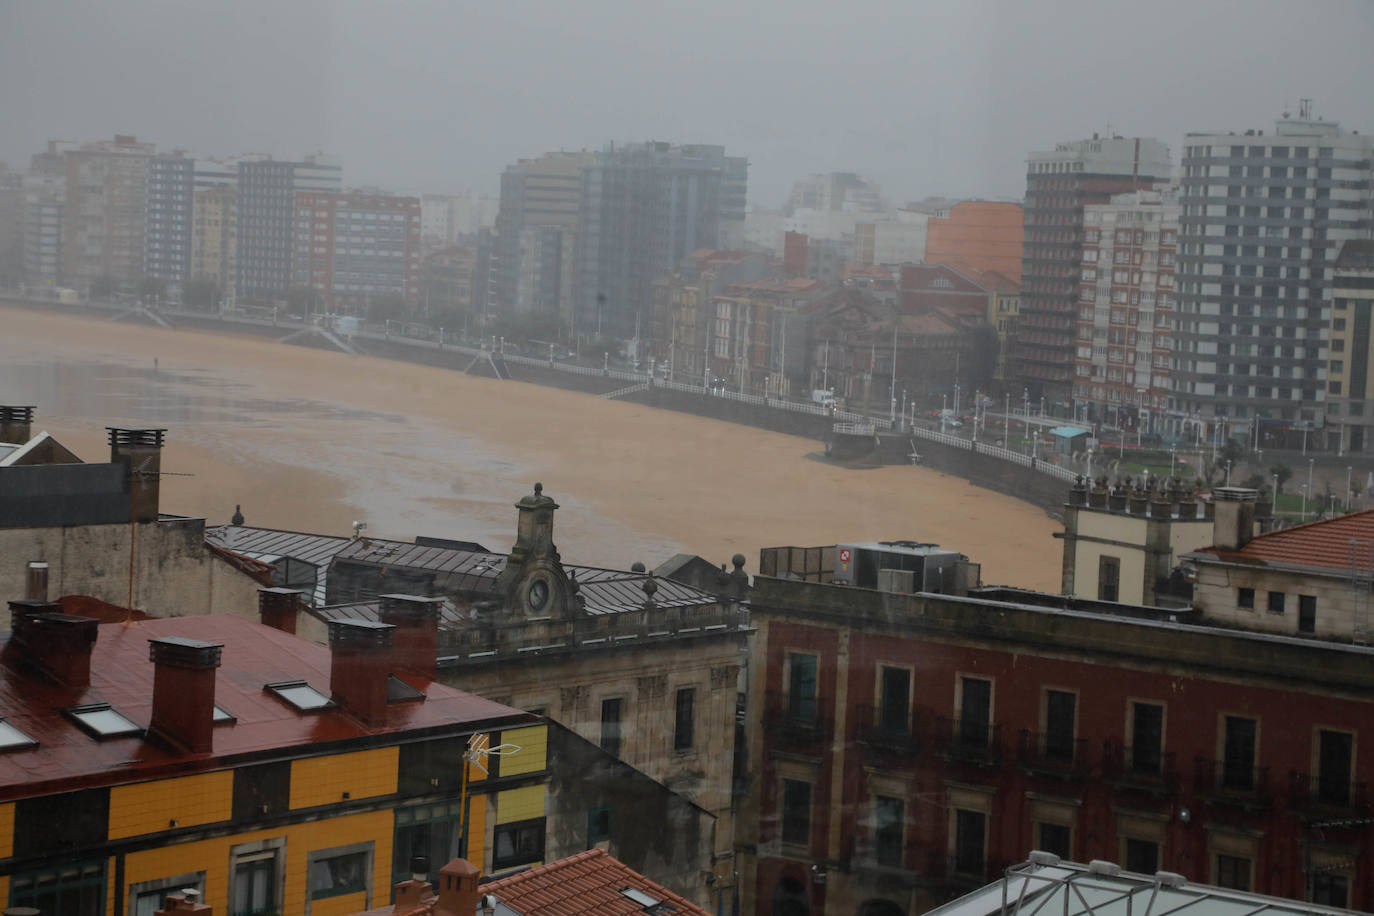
left=3, top=297, right=1067, bottom=513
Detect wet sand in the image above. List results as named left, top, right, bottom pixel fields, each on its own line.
left=0, top=305, right=1061, bottom=590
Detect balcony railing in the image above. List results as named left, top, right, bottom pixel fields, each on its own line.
left=1018, top=730, right=1090, bottom=779
left=1194, top=757, right=1272, bottom=806
left=1101, top=742, right=1179, bottom=794
left=1289, top=771, right=1369, bottom=813
left=761, top=689, right=828, bottom=751
left=929, top=717, right=1002, bottom=767
left=855, top=704, right=921, bottom=758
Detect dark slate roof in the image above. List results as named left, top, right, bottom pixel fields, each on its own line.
left=205, top=525, right=352, bottom=567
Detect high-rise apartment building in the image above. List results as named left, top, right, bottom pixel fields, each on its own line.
left=1074, top=189, right=1180, bottom=431
left=574, top=142, right=748, bottom=340
left=190, top=185, right=237, bottom=304
left=1014, top=136, right=1172, bottom=406
left=292, top=191, right=421, bottom=313
left=1173, top=110, right=1374, bottom=441
left=493, top=151, right=593, bottom=317
left=60, top=135, right=157, bottom=289
left=1324, top=240, right=1374, bottom=452
left=19, top=143, right=72, bottom=287
left=236, top=155, right=341, bottom=301
left=143, top=153, right=195, bottom=295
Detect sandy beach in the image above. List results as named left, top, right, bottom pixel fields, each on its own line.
left=0, top=305, right=1061, bottom=590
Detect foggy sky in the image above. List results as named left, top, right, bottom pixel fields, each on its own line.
left=1, top=0, right=1370, bottom=207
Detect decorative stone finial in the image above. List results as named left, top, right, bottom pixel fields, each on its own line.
left=231, top=504, right=244, bottom=526
left=534, top=482, right=543, bottom=497
left=631, top=561, right=646, bottom=573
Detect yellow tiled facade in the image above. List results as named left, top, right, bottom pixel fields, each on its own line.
left=0, top=724, right=549, bottom=916
left=108, top=771, right=234, bottom=840
left=289, top=747, right=400, bottom=809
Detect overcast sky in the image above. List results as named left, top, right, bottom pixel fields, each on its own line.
left=1, top=0, right=1370, bottom=207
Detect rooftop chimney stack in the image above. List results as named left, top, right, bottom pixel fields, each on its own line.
left=0, top=406, right=34, bottom=445
left=148, top=637, right=223, bottom=754
left=257, top=587, right=305, bottom=634
left=393, top=857, right=434, bottom=911
left=1211, top=487, right=1259, bottom=551
left=327, top=619, right=395, bottom=726
left=108, top=427, right=167, bottom=523
left=436, top=858, right=483, bottom=916
left=378, top=594, right=444, bottom=678
left=6, top=600, right=98, bottom=688
left=26, top=562, right=48, bottom=602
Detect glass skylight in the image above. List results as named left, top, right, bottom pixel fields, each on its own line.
left=0, top=718, right=37, bottom=750
left=265, top=681, right=333, bottom=711
left=213, top=705, right=236, bottom=723
left=66, top=704, right=141, bottom=738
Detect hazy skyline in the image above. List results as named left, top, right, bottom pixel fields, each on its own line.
left=2, top=0, right=1370, bottom=207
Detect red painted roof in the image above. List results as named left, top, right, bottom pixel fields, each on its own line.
left=1192, top=508, right=1374, bottom=571
left=0, top=614, right=528, bottom=799
left=483, top=849, right=710, bottom=916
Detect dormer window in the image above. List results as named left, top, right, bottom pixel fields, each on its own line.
left=0, top=718, right=37, bottom=750
left=66, top=704, right=141, bottom=739
left=265, top=681, right=332, bottom=711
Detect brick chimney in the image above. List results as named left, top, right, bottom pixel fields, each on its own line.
left=0, top=406, right=34, bottom=445
left=328, top=620, right=395, bottom=726
left=108, top=427, right=167, bottom=523
left=148, top=637, right=223, bottom=754
left=393, top=856, right=433, bottom=912
left=434, top=858, right=482, bottom=916
left=6, top=600, right=98, bottom=688
left=258, top=587, right=305, bottom=634
left=1211, top=486, right=1259, bottom=551
left=379, top=594, right=444, bottom=678
left=154, top=890, right=213, bottom=916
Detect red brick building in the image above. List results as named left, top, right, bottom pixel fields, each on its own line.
left=738, top=550, right=1373, bottom=916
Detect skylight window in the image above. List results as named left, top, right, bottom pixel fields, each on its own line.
left=66, top=704, right=141, bottom=739
left=265, top=681, right=333, bottom=711
left=620, top=888, right=675, bottom=914
left=0, top=718, right=37, bottom=750
left=213, top=705, right=236, bottom=723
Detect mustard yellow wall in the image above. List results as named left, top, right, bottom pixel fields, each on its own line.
left=119, top=809, right=394, bottom=916
left=496, top=785, right=544, bottom=824
left=467, top=788, right=487, bottom=869
left=498, top=726, right=547, bottom=777
left=290, top=747, right=399, bottom=809
left=109, top=772, right=234, bottom=840
left=0, top=802, right=13, bottom=858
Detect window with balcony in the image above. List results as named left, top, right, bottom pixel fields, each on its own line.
left=1317, top=729, right=1354, bottom=805
left=958, top=677, right=992, bottom=748
left=1130, top=702, right=1164, bottom=773
left=1222, top=716, right=1258, bottom=789
left=1044, top=690, right=1076, bottom=762
left=10, top=861, right=106, bottom=916
left=878, top=666, right=911, bottom=736
left=788, top=653, right=819, bottom=724
left=781, top=779, right=812, bottom=847
left=874, top=796, right=904, bottom=867
left=952, top=810, right=986, bottom=875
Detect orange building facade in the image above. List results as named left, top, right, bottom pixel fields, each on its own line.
left=925, top=202, right=1024, bottom=283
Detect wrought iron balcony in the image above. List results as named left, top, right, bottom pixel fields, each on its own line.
left=1288, top=771, right=1369, bottom=814
left=1101, top=741, right=1179, bottom=794
left=1194, top=757, right=1272, bottom=809
left=1018, top=729, right=1090, bottom=780
left=854, top=704, right=921, bottom=760
left=762, top=689, right=828, bottom=752
left=929, top=716, right=1002, bottom=767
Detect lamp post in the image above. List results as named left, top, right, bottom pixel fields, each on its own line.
left=1023, top=388, right=1030, bottom=453
left=1301, top=483, right=1309, bottom=523
left=1170, top=448, right=1176, bottom=477
left=1273, top=473, right=1280, bottom=514
left=1307, top=457, right=1315, bottom=518
left=1348, top=465, right=1354, bottom=512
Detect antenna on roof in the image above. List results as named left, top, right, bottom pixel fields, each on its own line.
left=1299, top=98, right=1313, bottom=120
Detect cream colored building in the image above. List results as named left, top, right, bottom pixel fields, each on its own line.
left=1188, top=489, right=1374, bottom=642
left=1059, top=477, right=1216, bottom=605
left=191, top=185, right=237, bottom=304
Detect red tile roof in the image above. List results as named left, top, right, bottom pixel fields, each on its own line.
left=483, top=849, right=710, bottom=916
left=1191, top=508, right=1374, bottom=571
left=0, top=614, right=528, bottom=800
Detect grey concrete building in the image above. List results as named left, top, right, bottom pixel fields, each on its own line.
left=143, top=153, right=195, bottom=297
left=1172, top=107, right=1374, bottom=446
left=235, top=155, right=341, bottom=302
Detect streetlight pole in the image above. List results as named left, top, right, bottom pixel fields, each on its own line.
left=1307, top=458, right=1315, bottom=520
left=1348, top=465, right=1354, bottom=512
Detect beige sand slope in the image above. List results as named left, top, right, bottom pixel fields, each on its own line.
left=0, top=305, right=1061, bottom=590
